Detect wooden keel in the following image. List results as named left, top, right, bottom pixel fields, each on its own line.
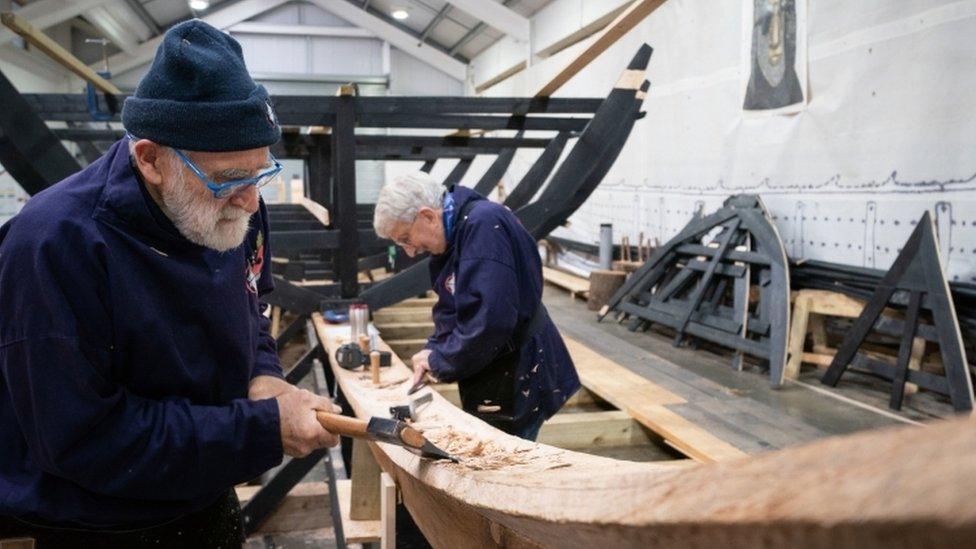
left=314, top=313, right=976, bottom=548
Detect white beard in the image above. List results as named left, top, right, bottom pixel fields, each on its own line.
left=160, top=163, right=252, bottom=252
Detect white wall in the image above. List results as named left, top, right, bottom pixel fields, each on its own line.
left=471, top=0, right=976, bottom=283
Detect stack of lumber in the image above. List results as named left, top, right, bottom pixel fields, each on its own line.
left=792, top=259, right=976, bottom=339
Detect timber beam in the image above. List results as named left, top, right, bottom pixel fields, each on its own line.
left=313, top=313, right=976, bottom=549
left=0, top=69, right=80, bottom=195
left=22, top=94, right=603, bottom=122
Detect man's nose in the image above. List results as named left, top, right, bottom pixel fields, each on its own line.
left=228, top=184, right=259, bottom=213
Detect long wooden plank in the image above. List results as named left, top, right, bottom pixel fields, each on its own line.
left=1, top=11, right=120, bottom=94
left=538, top=410, right=646, bottom=449
left=373, top=308, right=433, bottom=324
left=297, top=196, right=331, bottom=227
left=386, top=338, right=427, bottom=361
left=535, top=0, right=666, bottom=97
left=430, top=383, right=600, bottom=410
left=542, top=267, right=590, bottom=299
left=394, top=296, right=438, bottom=308
left=313, top=313, right=976, bottom=548
left=562, top=337, right=747, bottom=463
left=378, top=321, right=435, bottom=340
left=236, top=483, right=331, bottom=534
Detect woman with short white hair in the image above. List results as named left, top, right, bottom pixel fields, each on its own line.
left=373, top=172, right=580, bottom=442
left=373, top=171, right=445, bottom=248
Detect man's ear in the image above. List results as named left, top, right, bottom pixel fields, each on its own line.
left=131, top=140, right=165, bottom=187
left=417, top=206, right=439, bottom=225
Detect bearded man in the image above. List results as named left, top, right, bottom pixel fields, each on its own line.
left=0, top=20, right=339, bottom=547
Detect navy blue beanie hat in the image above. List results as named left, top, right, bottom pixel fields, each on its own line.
left=122, top=19, right=280, bottom=152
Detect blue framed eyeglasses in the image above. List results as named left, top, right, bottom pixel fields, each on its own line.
left=126, top=132, right=282, bottom=199
left=171, top=148, right=283, bottom=199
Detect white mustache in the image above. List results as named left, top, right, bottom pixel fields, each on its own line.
left=220, top=206, right=251, bottom=221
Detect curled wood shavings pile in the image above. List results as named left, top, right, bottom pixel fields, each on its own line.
left=423, top=425, right=567, bottom=471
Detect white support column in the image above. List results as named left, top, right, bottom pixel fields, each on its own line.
left=381, top=40, right=390, bottom=77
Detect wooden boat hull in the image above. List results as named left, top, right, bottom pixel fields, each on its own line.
left=314, top=316, right=976, bottom=549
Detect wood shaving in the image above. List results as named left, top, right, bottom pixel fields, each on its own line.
left=356, top=374, right=410, bottom=389
left=423, top=425, right=566, bottom=471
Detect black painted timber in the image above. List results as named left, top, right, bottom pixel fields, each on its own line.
left=0, top=70, right=81, bottom=195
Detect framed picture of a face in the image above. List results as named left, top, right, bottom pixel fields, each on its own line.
left=742, top=0, right=807, bottom=114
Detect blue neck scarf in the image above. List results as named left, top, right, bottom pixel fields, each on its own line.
left=442, top=191, right=456, bottom=243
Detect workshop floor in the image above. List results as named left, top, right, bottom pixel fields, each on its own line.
left=543, top=286, right=953, bottom=454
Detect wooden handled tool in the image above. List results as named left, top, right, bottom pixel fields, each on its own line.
left=316, top=411, right=458, bottom=462
left=316, top=411, right=371, bottom=438
left=370, top=350, right=381, bottom=385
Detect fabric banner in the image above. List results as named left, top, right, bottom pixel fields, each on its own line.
left=742, top=0, right=808, bottom=115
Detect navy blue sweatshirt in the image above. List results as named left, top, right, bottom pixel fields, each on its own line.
left=426, top=186, right=580, bottom=425
left=0, top=140, right=283, bottom=527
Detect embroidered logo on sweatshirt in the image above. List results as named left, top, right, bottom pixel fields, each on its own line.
left=445, top=273, right=455, bottom=295
left=246, top=231, right=265, bottom=294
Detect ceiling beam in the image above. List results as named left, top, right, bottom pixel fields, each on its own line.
left=123, top=0, right=162, bottom=35
left=308, top=0, right=467, bottom=81
left=101, top=0, right=291, bottom=76
left=442, top=0, right=528, bottom=41
left=0, top=0, right=113, bottom=46
left=83, top=3, right=147, bottom=54
left=419, top=4, right=450, bottom=42
left=449, top=20, right=484, bottom=55
left=227, top=22, right=374, bottom=38
left=448, top=0, right=517, bottom=55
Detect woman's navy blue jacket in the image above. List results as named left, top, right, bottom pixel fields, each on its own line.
left=426, top=186, right=580, bottom=426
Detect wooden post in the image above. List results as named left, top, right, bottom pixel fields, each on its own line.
left=906, top=337, right=925, bottom=395
left=732, top=239, right=751, bottom=371
left=785, top=291, right=811, bottom=379
left=270, top=305, right=282, bottom=339
left=587, top=269, right=627, bottom=311
left=370, top=350, right=381, bottom=385
left=349, top=440, right=381, bottom=520
left=332, top=87, right=359, bottom=299
left=380, top=472, right=397, bottom=549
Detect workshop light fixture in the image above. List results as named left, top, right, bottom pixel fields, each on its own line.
left=188, top=0, right=210, bottom=11
left=391, top=8, right=409, bottom=20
